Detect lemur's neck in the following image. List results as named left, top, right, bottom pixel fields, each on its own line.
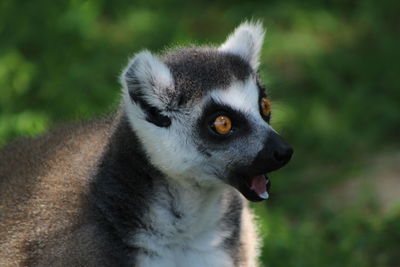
left=88, top=113, right=226, bottom=254
left=87, top=114, right=160, bottom=254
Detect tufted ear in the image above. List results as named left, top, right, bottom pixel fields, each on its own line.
left=219, top=21, right=265, bottom=70
left=120, top=51, right=175, bottom=127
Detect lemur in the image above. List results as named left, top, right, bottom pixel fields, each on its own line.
left=0, top=21, right=292, bottom=267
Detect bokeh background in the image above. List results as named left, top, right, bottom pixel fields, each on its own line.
left=1, top=0, right=399, bottom=266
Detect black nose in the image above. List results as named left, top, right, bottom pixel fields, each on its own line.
left=251, top=131, right=293, bottom=173
left=273, top=146, right=293, bottom=165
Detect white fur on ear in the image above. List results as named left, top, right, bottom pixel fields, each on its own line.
left=120, top=50, right=175, bottom=109
left=219, top=21, right=265, bottom=70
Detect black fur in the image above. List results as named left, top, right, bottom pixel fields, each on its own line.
left=220, top=191, right=243, bottom=266
left=197, top=100, right=252, bottom=145
left=129, top=90, right=171, bottom=127
left=86, top=114, right=246, bottom=266
left=87, top=114, right=164, bottom=266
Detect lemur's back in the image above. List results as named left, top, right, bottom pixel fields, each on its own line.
left=0, top=117, right=113, bottom=266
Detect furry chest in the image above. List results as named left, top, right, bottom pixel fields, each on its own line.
left=132, top=231, right=234, bottom=267
left=128, top=195, right=237, bottom=267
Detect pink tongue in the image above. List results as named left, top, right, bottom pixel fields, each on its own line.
left=250, top=175, right=267, bottom=195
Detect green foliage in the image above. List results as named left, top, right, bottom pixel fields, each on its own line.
left=1, top=0, right=399, bottom=265
left=255, top=207, right=400, bottom=267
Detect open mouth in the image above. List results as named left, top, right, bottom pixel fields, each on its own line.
left=229, top=133, right=293, bottom=202
left=235, top=173, right=272, bottom=202
left=247, top=174, right=271, bottom=200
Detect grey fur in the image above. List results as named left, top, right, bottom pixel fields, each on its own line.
left=163, top=47, right=253, bottom=105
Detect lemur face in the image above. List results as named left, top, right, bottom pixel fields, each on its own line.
left=121, top=21, right=292, bottom=202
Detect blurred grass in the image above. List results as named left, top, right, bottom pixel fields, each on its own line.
left=1, top=0, right=399, bottom=266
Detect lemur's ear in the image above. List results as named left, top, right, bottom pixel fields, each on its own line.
left=121, top=51, right=175, bottom=127
left=219, top=21, right=265, bottom=70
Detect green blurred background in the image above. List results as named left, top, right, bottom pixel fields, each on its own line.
left=1, top=0, right=399, bottom=266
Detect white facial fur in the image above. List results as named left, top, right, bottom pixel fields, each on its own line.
left=120, top=21, right=270, bottom=186
left=123, top=76, right=272, bottom=184
left=209, top=77, right=262, bottom=120
left=200, top=78, right=272, bottom=178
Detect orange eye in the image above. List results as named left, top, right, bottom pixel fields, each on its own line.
left=212, top=116, right=232, bottom=135
left=261, top=97, right=271, bottom=117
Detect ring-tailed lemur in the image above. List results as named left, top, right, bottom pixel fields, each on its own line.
left=0, top=21, right=292, bottom=267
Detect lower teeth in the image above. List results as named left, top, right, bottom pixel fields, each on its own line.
left=259, top=191, right=269, bottom=199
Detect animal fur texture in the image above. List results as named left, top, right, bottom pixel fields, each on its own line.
left=0, top=21, right=292, bottom=267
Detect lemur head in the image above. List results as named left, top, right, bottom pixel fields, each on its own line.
left=120, top=21, right=293, bottom=202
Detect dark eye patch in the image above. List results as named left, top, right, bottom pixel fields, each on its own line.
left=197, top=100, right=251, bottom=143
